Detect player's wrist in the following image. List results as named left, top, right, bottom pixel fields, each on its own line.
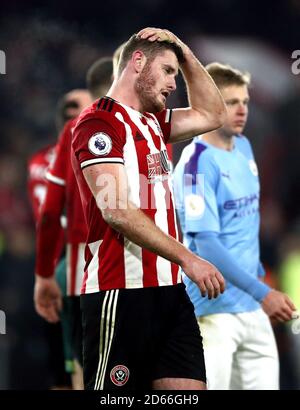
left=35, top=272, right=55, bottom=280
left=250, top=280, right=271, bottom=302
left=177, top=44, right=194, bottom=66
left=178, top=248, right=198, bottom=275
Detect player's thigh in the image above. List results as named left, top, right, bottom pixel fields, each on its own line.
left=153, top=286, right=206, bottom=388
left=198, top=313, right=238, bottom=390
left=69, top=296, right=83, bottom=366
left=153, top=377, right=206, bottom=390
left=232, top=310, right=279, bottom=390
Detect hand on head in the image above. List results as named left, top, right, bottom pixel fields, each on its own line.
left=137, top=27, right=176, bottom=43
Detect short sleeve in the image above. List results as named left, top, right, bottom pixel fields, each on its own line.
left=153, top=109, right=172, bottom=143
left=72, top=116, right=125, bottom=170
left=46, top=122, right=71, bottom=186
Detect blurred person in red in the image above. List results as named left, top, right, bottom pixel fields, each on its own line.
left=28, top=89, right=92, bottom=222
left=33, top=57, right=113, bottom=389
left=28, top=88, right=92, bottom=389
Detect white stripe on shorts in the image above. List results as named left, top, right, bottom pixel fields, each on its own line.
left=94, top=289, right=119, bottom=390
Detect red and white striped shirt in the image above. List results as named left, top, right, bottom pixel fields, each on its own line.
left=72, top=97, right=180, bottom=293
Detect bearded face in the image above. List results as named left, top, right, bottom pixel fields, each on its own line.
left=134, top=50, right=178, bottom=113
left=135, top=60, right=165, bottom=113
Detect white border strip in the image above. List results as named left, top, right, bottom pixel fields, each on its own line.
left=165, top=109, right=172, bottom=123
left=81, top=157, right=124, bottom=169
left=46, top=171, right=66, bottom=186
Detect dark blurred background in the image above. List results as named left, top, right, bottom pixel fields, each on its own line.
left=1, top=0, right=300, bottom=389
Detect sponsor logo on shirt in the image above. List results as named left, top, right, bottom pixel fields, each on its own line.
left=224, top=193, right=259, bottom=218
left=224, top=194, right=259, bottom=210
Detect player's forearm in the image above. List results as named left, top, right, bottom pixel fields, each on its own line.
left=35, top=181, right=66, bottom=277
left=102, top=203, right=192, bottom=268
left=194, top=232, right=270, bottom=301
left=180, top=49, right=226, bottom=128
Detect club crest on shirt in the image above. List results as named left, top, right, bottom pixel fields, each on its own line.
left=88, top=132, right=112, bottom=156
left=249, top=159, right=258, bottom=176
left=110, top=365, right=130, bottom=386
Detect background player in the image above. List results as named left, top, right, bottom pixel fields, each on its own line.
left=28, top=89, right=91, bottom=388
left=34, top=57, right=114, bottom=389
left=173, top=62, right=297, bottom=390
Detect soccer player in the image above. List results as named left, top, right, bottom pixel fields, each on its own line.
left=28, top=89, right=91, bottom=222
left=34, top=58, right=114, bottom=389
left=70, top=27, right=226, bottom=391
left=173, top=62, right=297, bottom=390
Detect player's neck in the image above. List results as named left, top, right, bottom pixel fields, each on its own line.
left=202, top=130, right=234, bottom=151
left=107, top=76, right=143, bottom=113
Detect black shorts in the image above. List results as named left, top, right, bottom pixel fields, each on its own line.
left=81, top=283, right=206, bottom=391
left=60, top=295, right=83, bottom=368
left=69, top=296, right=83, bottom=366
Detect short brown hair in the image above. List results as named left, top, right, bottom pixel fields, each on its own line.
left=113, top=42, right=126, bottom=79
left=206, top=62, right=251, bottom=89
left=118, top=34, right=185, bottom=76
left=86, top=57, right=113, bottom=99
left=55, top=96, right=79, bottom=132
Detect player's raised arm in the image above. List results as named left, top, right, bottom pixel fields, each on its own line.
left=137, top=28, right=227, bottom=143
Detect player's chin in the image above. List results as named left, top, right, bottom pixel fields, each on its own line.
left=159, top=97, right=167, bottom=110
left=153, top=98, right=165, bottom=112
left=232, top=125, right=245, bottom=135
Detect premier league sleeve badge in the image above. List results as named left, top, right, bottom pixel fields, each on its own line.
left=88, top=132, right=112, bottom=156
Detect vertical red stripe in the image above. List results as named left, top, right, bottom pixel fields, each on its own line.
left=142, top=203, right=159, bottom=288
left=143, top=120, right=170, bottom=287
left=162, top=179, right=180, bottom=284
left=121, top=109, right=160, bottom=287
left=98, top=231, right=126, bottom=290
left=81, top=242, right=92, bottom=294
left=151, top=112, right=180, bottom=285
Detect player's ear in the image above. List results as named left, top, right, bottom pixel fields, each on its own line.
left=132, top=50, right=146, bottom=73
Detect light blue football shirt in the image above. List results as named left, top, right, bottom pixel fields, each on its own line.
left=173, top=135, right=262, bottom=315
